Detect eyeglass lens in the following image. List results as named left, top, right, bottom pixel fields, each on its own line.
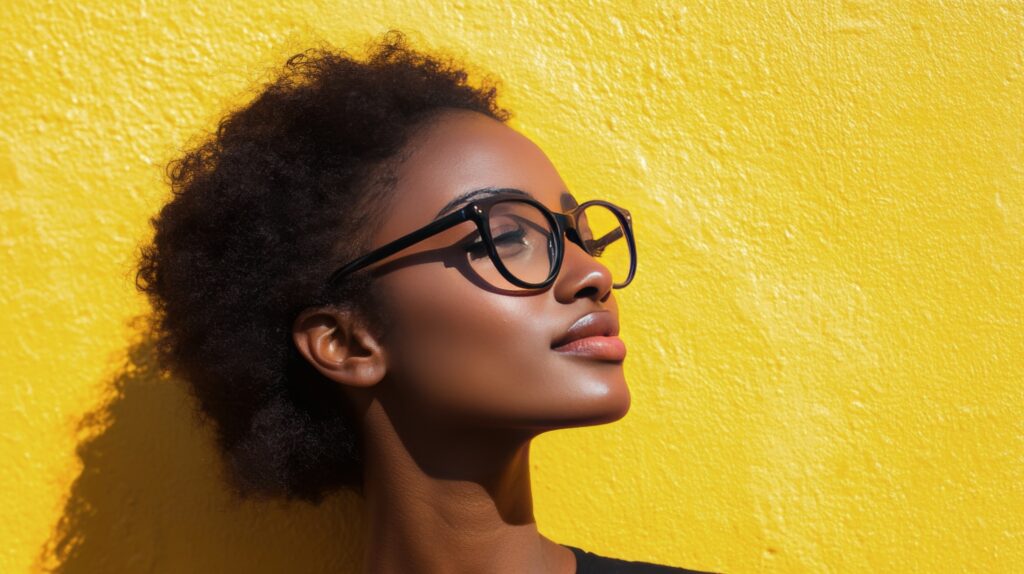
left=464, top=199, right=632, bottom=289
left=577, top=203, right=633, bottom=288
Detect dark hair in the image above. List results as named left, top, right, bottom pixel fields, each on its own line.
left=135, top=31, right=509, bottom=504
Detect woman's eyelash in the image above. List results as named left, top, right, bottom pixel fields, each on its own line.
left=493, top=228, right=526, bottom=242
left=464, top=240, right=488, bottom=258
left=464, top=228, right=526, bottom=258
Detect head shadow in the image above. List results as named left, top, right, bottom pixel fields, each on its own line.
left=35, top=314, right=367, bottom=573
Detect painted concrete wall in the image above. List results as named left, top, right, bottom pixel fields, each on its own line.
left=2, top=1, right=1021, bottom=572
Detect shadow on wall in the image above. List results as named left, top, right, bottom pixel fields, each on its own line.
left=36, top=315, right=367, bottom=573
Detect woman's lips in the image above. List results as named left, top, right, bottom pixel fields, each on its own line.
left=551, top=310, right=623, bottom=361
left=552, top=335, right=627, bottom=361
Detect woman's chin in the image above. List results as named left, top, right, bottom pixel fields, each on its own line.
left=541, top=374, right=632, bottom=429
left=582, top=381, right=632, bottom=425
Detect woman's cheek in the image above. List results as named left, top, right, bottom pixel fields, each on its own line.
left=377, top=269, right=558, bottom=419
left=380, top=286, right=486, bottom=397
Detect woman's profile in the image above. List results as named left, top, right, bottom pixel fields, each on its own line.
left=136, top=31, right=710, bottom=574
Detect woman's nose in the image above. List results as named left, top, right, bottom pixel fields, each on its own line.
left=552, top=237, right=614, bottom=303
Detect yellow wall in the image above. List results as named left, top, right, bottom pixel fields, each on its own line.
left=2, top=1, right=1021, bottom=572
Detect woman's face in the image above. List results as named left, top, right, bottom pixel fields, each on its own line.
left=362, top=109, right=630, bottom=433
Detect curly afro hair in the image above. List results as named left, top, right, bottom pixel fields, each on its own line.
left=135, top=31, right=509, bottom=504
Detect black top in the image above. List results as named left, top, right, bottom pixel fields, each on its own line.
left=562, top=545, right=716, bottom=574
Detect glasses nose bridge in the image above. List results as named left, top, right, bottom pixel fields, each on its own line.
left=554, top=211, right=586, bottom=250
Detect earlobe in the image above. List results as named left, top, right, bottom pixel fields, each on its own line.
left=292, top=308, right=386, bottom=388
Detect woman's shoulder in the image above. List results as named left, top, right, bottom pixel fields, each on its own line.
left=562, top=544, right=718, bottom=574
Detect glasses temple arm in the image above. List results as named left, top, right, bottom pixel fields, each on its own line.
left=585, top=227, right=625, bottom=256
left=327, top=209, right=470, bottom=285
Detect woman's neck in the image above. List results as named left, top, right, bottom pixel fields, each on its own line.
left=357, top=400, right=575, bottom=574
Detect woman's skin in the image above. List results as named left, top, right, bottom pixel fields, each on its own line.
left=292, top=109, right=631, bottom=574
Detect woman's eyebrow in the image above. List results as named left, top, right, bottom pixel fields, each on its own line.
left=433, top=187, right=531, bottom=218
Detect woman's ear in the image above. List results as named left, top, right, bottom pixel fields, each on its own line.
left=292, top=307, right=387, bottom=388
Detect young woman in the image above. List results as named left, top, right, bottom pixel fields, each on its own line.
left=136, top=31, right=710, bottom=574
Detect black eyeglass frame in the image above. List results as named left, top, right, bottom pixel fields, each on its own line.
left=326, top=190, right=637, bottom=290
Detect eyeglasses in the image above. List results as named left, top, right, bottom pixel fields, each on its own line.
left=326, top=189, right=637, bottom=291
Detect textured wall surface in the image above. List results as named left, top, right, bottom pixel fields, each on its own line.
left=2, top=1, right=1022, bottom=572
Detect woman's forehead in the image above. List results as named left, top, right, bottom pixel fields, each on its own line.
left=389, top=110, right=574, bottom=216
